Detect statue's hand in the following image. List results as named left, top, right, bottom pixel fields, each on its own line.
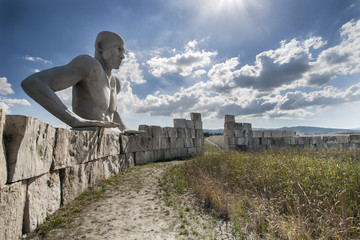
left=72, top=118, right=121, bottom=128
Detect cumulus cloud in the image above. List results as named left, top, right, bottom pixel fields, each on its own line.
left=130, top=19, right=360, bottom=120
left=0, top=77, right=14, bottom=95
left=0, top=77, right=31, bottom=113
left=115, top=51, right=146, bottom=84
left=280, top=83, right=360, bottom=110
left=25, top=55, right=52, bottom=64
left=146, top=40, right=217, bottom=77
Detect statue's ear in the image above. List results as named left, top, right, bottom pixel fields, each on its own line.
left=97, top=42, right=103, bottom=53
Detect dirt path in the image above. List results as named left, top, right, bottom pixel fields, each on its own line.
left=29, top=161, right=233, bottom=240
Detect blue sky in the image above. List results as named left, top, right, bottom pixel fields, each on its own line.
left=1, top=0, right=360, bottom=130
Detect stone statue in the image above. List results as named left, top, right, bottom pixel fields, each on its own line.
left=22, top=31, right=135, bottom=133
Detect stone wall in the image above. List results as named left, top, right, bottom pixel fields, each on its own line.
left=0, top=110, right=204, bottom=239
left=224, top=114, right=360, bottom=151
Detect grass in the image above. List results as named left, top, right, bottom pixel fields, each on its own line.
left=177, top=148, right=360, bottom=239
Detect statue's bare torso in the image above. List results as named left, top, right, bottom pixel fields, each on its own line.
left=72, top=55, right=120, bottom=122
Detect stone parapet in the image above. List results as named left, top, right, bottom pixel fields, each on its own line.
left=0, top=111, right=204, bottom=239
left=224, top=115, right=360, bottom=151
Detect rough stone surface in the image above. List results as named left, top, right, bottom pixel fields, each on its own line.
left=53, top=128, right=121, bottom=170
left=0, top=109, right=6, bottom=187
left=4, top=115, right=56, bottom=183
left=0, top=181, right=27, bottom=240
left=24, top=171, right=61, bottom=233
left=60, top=164, right=88, bottom=205
left=174, top=119, right=187, bottom=128
left=224, top=115, right=235, bottom=123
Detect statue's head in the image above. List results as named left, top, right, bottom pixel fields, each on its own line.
left=95, top=31, right=125, bottom=69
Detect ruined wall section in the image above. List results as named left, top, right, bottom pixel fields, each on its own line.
left=224, top=114, right=360, bottom=151
left=0, top=110, right=204, bottom=239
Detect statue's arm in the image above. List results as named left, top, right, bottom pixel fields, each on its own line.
left=21, top=55, right=120, bottom=128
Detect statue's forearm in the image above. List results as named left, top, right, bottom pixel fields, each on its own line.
left=21, top=77, right=81, bottom=127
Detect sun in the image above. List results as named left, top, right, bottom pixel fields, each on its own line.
left=215, top=0, right=247, bottom=15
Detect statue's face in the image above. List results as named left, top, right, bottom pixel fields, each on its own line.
left=102, top=39, right=125, bottom=70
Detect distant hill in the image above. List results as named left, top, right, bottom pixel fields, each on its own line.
left=276, top=126, right=358, bottom=135
left=204, top=126, right=359, bottom=136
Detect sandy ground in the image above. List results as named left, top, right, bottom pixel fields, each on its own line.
left=29, top=161, right=233, bottom=240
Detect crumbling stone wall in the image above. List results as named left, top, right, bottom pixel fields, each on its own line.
left=0, top=110, right=204, bottom=239
left=224, top=114, right=360, bottom=151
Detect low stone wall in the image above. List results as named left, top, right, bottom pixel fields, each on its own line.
left=224, top=114, right=360, bottom=151
left=0, top=110, right=204, bottom=239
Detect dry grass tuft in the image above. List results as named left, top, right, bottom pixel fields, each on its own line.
left=184, top=148, right=360, bottom=239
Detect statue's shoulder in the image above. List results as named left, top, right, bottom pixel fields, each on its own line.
left=69, top=55, right=101, bottom=71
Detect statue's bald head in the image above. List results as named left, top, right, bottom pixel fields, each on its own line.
left=95, top=31, right=124, bottom=56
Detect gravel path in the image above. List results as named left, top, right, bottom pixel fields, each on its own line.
left=28, top=161, right=233, bottom=240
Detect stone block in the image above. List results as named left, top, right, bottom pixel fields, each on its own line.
left=170, top=137, right=177, bottom=149
left=177, top=138, right=185, bottom=148
left=263, top=130, right=271, bottom=138
left=166, top=127, right=177, bottom=138
left=193, top=138, right=204, bottom=148
left=188, top=147, right=197, bottom=156
left=271, top=131, right=282, bottom=138
left=4, top=115, right=56, bottom=183
left=252, top=131, right=264, bottom=138
left=121, top=135, right=141, bottom=153
left=224, top=129, right=235, bottom=137
left=0, top=109, right=6, bottom=187
left=237, top=137, right=248, bottom=146
left=23, top=171, right=61, bottom=233
left=0, top=181, right=27, bottom=240
left=194, top=120, right=203, bottom=130
left=53, top=128, right=90, bottom=169
left=283, top=130, right=295, bottom=137
left=138, top=125, right=152, bottom=138
left=174, top=119, right=187, bottom=128
left=177, top=128, right=186, bottom=138
left=242, top=123, right=252, bottom=131
left=224, top=122, right=236, bottom=131
left=160, top=138, right=170, bottom=149
left=150, top=126, right=162, bottom=139
left=60, top=164, right=88, bottom=205
left=102, top=155, right=130, bottom=178
left=185, top=137, right=194, bottom=148
left=190, top=129, right=196, bottom=138
left=234, top=123, right=242, bottom=130
left=224, top=115, right=235, bottom=123
left=125, top=153, right=135, bottom=167
left=135, top=151, right=154, bottom=165
left=180, top=148, right=188, bottom=157
left=334, top=135, right=349, bottom=144
left=161, top=128, right=168, bottom=138
left=196, top=147, right=204, bottom=154
left=139, top=136, right=152, bottom=151
left=190, top=112, right=202, bottom=122
left=349, top=134, right=360, bottom=143
left=196, top=129, right=204, bottom=139
left=153, top=150, right=165, bottom=162
left=186, top=120, right=195, bottom=129
left=185, top=128, right=192, bottom=138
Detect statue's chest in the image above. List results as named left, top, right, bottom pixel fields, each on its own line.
left=87, top=73, right=116, bottom=110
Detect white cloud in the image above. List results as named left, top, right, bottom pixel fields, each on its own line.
left=129, top=19, right=360, bottom=121
left=146, top=40, right=217, bottom=77
left=0, top=77, right=14, bottom=95
left=0, top=97, right=31, bottom=114
left=25, top=55, right=52, bottom=64
left=115, top=51, right=146, bottom=84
